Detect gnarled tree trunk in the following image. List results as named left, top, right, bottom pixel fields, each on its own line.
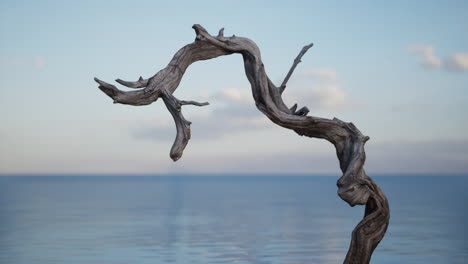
left=95, top=24, right=390, bottom=264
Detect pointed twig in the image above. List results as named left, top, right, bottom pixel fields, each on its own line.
left=290, top=103, right=298, bottom=113
left=294, top=106, right=310, bottom=116
left=116, top=76, right=149, bottom=88
left=94, top=77, right=122, bottom=103
left=217, top=27, right=224, bottom=38
left=279, top=43, right=314, bottom=94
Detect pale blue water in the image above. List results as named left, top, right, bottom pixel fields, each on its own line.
left=0, top=175, right=466, bottom=264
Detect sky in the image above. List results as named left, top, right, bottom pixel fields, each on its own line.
left=0, top=0, right=467, bottom=175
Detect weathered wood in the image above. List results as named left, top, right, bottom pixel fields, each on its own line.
left=95, top=24, right=389, bottom=264
left=279, top=43, right=314, bottom=94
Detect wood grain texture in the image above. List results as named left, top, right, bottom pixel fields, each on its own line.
left=95, top=24, right=389, bottom=264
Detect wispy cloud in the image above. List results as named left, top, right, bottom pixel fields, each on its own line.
left=443, top=53, right=468, bottom=72
left=407, top=45, right=441, bottom=68
left=284, top=85, right=347, bottom=111
left=284, top=68, right=364, bottom=112
left=130, top=89, right=268, bottom=142
left=215, top=87, right=253, bottom=105
left=130, top=111, right=268, bottom=142
left=130, top=68, right=363, bottom=143
left=408, top=44, right=468, bottom=72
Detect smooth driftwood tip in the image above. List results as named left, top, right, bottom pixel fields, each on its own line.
left=170, top=153, right=182, bottom=162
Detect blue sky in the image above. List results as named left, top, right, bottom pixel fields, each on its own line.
left=1, top=0, right=467, bottom=174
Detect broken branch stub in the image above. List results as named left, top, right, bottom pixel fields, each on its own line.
left=95, top=24, right=389, bottom=264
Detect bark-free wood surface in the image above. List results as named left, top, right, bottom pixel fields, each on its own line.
left=95, top=25, right=389, bottom=264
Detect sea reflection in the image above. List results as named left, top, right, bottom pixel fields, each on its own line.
left=0, top=175, right=467, bottom=264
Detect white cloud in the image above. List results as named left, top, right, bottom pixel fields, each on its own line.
left=213, top=73, right=351, bottom=115
left=285, top=85, right=347, bottom=111
left=407, top=45, right=442, bottom=68
left=408, top=45, right=468, bottom=72
left=283, top=68, right=362, bottom=112
left=444, top=52, right=468, bottom=72
left=216, top=87, right=253, bottom=104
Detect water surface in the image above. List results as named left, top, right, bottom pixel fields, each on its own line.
left=0, top=175, right=466, bottom=264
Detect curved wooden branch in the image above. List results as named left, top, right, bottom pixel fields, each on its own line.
left=94, top=24, right=389, bottom=264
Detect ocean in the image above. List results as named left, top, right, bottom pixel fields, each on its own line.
left=0, top=175, right=466, bottom=264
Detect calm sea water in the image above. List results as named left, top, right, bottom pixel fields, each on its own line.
left=0, top=175, right=466, bottom=264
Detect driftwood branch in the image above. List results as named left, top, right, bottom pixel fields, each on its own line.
left=95, top=24, right=389, bottom=264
